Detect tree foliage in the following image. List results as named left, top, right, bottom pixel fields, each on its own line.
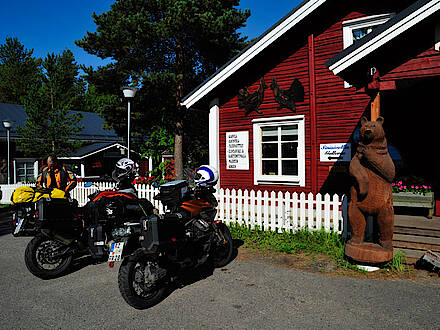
left=17, top=50, right=85, bottom=158
left=77, top=0, right=250, bottom=177
left=0, top=37, right=41, bottom=104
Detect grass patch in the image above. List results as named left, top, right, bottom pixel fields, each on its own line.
left=0, top=204, right=10, bottom=209
left=228, top=222, right=408, bottom=273
left=384, top=250, right=409, bottom=273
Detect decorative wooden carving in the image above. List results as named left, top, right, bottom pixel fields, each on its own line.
left=270, top=77, right=304, bottom=112
left=346, top=116, right=395, bottom=263
left=238, top=78, right=268, bottom=116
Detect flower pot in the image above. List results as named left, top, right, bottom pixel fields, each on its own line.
left=392, top=192, right=434, bottom=218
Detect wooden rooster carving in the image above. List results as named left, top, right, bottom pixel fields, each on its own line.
left=270, top=77, right=304, bottom=112
left=238, top=78, right=268, bottom=116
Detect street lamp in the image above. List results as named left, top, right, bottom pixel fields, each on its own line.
left=2, top=119, right=15, bottom=184
left=121, top=87, right=138, bottom=159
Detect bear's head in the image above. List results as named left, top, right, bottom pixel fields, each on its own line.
left=359, top=116, right=385, bottom=145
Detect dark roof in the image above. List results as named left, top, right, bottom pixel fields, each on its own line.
left=61, top=142, right=117, bottom=158
left=325, top=0, right=435, bottom=71
left=0, top=103, right=121, bottom=142
left=181, top=0, right=325, bottom=107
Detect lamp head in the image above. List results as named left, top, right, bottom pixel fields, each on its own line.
left=2, top=119, right=15, bottom=129
left=121, top=86, right=138, bottom=98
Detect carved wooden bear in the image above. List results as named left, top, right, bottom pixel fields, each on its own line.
left=348, top=116, right=395, bottom=251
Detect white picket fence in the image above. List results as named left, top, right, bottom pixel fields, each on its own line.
left=1, top=182, right=346, bottom=234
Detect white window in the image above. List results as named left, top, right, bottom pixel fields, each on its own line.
left=343, top=13, right=394, bottom=48
left=342, top=13, right=394, bottom=87
left=253, top=115, right=305, bottom=186
left=15, top=158, right=36, bottom=183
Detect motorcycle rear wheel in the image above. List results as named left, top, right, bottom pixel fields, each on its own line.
left=211, top=222, right=233, bottom=268
left=118, top=255, right=168, bottom=309
left=24, top=235, right=72, bottom=279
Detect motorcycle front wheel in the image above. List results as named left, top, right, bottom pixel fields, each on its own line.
left=118, top=255, right=168, bottom=310
left=210, top=222, right=233, bottom=268
left=24, top=235, right=72, bottom=279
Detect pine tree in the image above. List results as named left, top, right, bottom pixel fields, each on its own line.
left=17, top=50, right=85, bottom=158
left=76, top=0, right=250, bottom=178
left=0, top=37, right=41, bottom=104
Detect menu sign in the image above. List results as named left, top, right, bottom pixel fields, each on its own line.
left=226, top=131, right=249, bottom=170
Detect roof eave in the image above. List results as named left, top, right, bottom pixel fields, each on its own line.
left=327, top=0, right=440, bottom=77
left=181, top=0, right=328, bottom=109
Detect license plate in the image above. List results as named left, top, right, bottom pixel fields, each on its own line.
left=108, top=242, right=124, bottom=262
left=14, top=218, right=24, bottom=235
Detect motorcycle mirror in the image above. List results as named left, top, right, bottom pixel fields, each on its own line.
left=84, top=182, right=93, bottom=188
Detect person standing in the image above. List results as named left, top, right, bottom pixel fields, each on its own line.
left=37, top=156, right=77, bottom=195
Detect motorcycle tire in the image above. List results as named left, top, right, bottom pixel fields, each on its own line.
left=211, top=222, right=233, bottom=268
left=24, top=235, right=72, bottom=280
left=118, top=255, right=168, bottom=310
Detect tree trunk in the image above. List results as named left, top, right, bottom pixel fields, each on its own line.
left=174, top=43, right=184, bottom=180
left=174, top=122, right=183, bottom=179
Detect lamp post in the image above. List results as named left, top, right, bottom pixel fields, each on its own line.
left=2, top=119, right=15, bottom=184
left=121, top=87, right=138, bottom=159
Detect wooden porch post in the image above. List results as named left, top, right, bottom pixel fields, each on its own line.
left=371, top=91, right=381, bottom=121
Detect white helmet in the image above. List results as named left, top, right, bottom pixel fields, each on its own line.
left=195, top=165, right=218, bottom=186
left=112, top=158, right=136, bottom=181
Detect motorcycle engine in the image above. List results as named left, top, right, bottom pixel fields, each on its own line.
left=187, top=218, right=212, bottom=240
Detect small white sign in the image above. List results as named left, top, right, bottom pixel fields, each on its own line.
left=226, top=131, right=249, bottom=170
left=320, top=143, right=351, bottom=162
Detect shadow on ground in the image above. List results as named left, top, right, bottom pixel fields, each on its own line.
left=0, top=212, right=13, bottom=237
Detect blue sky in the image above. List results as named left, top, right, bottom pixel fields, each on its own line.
left=0, top=0, right=301, bottom=68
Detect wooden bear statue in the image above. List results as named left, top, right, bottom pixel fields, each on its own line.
left=346, top=116, right=395, bottom=263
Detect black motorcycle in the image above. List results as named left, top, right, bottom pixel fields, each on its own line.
left=116, top=180, right=233, bottom=309
left=11, top=180, right=154, bottom=280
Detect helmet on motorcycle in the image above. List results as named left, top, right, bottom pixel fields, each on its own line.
left=112, top=158, right=136, bottom=181
left=194, top=165, right=218, bottom=186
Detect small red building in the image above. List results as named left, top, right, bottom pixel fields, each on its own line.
left=182, top=0, right=440, bottom=199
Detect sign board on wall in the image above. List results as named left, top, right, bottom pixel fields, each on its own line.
left=320, top=143, right=351, bottom=162
left=226, top=131, right=249, bottom=170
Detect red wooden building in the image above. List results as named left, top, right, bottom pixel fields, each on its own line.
left=182, top=0, right=440, bottom=200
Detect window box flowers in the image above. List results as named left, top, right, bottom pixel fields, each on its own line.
left=392, top=180, right=434, bottom=218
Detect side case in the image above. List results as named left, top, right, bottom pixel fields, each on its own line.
left=88, top=224, right=105, bottom=258
left=141, top=213, right=187, bottom=252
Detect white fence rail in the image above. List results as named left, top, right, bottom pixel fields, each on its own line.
left=1, top=183, right=346, bottom=234
left=217, top=188, right=345, bottom=234
left=0, top=183, right=25, bottom=204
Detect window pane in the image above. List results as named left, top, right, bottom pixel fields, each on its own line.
left=352, top=27, right=373, bottom=41
left=281, top=142, right=298, bottom=158
left=262, top=160, right=278, bottom=175
left=262, top=127, right=278, bottom=142
left=262, top=143, right=278, bottom=158
left=282, top=160, right=298, bottom=175
left=281, top=125, right=298, bottom=141
left=18, top=169, right=25, bottom=175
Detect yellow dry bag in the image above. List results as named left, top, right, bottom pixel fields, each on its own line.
left=11, top=186, right=67, bottom=205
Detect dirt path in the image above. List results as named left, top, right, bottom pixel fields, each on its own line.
left=237, top=246, right=440, bottom=284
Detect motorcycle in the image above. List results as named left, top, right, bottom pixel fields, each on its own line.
left=11, top=179, right=155, bottom=280
left=116, top=179, right=233, bottom=309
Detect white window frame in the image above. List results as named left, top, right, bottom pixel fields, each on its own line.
left=253, top=115, right=305, bottom=186
left=15, top=158, right=37, bottom=183
left=342, top=13, right=394, bottom=88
